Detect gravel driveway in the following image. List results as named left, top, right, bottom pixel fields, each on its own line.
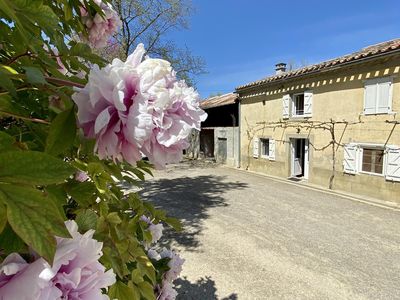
left=140, top=161, right=400, bottom=300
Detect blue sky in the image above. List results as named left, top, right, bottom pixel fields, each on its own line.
left=166, top=0, right=400, bottom=98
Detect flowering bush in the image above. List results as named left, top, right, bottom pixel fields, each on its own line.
left=0, top=0, right=202, bottom=299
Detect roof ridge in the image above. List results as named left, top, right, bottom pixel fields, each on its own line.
left=236, top=38, right=400, bottom=90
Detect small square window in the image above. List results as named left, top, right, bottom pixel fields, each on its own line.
left=260, top=138, right=269, bottom=158
left=361, top=148, right=384, bottom=174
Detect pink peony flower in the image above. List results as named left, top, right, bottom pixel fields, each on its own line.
left=51, top=220, right=116, bottom=299
left=0, top=221, right=115, bottom=300
left=80, top=0, right=121, bottom=49
left=0, top=253, right=60, bottom=300
left=72, top=43, right=207, bottom=168
left=150, top=248, right=184, bottom=300
left=157, top=281, right=178, bottom=300
left=140, top=215, right=164, bottom=245
left=160, top=248, right=184, bottom=282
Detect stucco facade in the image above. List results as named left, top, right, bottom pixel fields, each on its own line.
left=237, top=54, right=400, bottom=203
left=212, top=127, right=240, bottom=167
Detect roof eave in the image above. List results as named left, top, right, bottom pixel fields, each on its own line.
left=236, top=49, right=400, bottom=94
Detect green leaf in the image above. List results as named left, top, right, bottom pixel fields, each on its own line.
left=0, top=0, right=29, bottom=44
left=0, top=151, right=75, bottom=185
left=63, top=4, right=73, bottom=21
left=45, top=184, right=68, bottom=218
left=65, top=181, right=97, bottom=207
left=131, top=269, right=144, bottom=284
left=108, top=281, right=140, bottom=300
left=107, top=212, right=122, bottom=225
left=0, top=224, right=27, bottom=254
left=136, top=160, right=154, bottom=176
left=46, top=107, right=77, bottom=155
left=165, top=217, right=183, bottom=232
left=24, top=66, right=47, bottom=85
left=142, top=228, right=152, bottom=245
left=0, top=184, right=70, bottom=262
left=137, top=256, right=156, bottom=285
left=75, top=209, right=98, bottom=232
left=0, top=67, right=16, bottom=97
left=0, top=202, right=7, bottom=234
left=11, top=0, right=59, bottom=37
left=0, top=131, right=17, bottom=152
left=102, top=245, right=128, bottom=278
left=138, top=281, right=156, bottom=300
left=130, top=168, right=145, bottom=181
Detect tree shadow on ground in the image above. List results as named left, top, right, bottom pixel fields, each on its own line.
left=175, top=276, right=238, bottom=300
left=140, top=174, right=248, bottom=250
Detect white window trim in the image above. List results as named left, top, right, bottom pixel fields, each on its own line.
left=363, top=77, right=394, bottom=115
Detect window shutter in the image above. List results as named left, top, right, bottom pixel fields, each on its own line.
left=253, top=137, right=259, bottom=158
left=282, top=94, right=290, bottom=119
left=385, top=146, right=400, bottom=182
left=343, top=144, right=358, bottom=174
left=303, top=90, right=313, bottom=117
left=377, top=80, right=392, bottom=114
left=269, top=139, right=275, bottom=161
left=364, top=82, right=377, bottom=114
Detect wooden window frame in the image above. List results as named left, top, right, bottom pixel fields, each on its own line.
left=357, top=144, right=386, bottom=177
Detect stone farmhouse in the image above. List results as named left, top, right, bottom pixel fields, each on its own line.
left=235, top=39, right=400, bottom=203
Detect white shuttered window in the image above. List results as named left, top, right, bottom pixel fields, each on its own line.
left=343, top=144, right=358, bottom=174
left=303, top=90, right=313, bottom=117
left=269, top=139, right=276, bottom=161
left=343, top=143, right=400, bottom=182
left=385, top=147, right=400, bottom=182
left=282, top=94, right=290, bottom=118
left=283, top=92, right=312, bottom=118
left=364, top=78, right=392, bottom=114
left=253, top=138, right=259, bottom=158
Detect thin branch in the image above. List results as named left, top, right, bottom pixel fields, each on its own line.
left=0, top=86, right=37, bottom=96
left=44, top=76, right=85, bottom=88
left=5, top=50, right=30, bottom=65
left=0, top=111, right=50, bottom=125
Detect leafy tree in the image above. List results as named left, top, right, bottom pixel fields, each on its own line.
left=108, top=0, right=206, bottom=86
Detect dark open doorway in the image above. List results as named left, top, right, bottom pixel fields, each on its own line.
left=200, top=129, right=214, bottom=158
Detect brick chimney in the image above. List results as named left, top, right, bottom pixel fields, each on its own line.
left=275, top=63, right=287, bottom=75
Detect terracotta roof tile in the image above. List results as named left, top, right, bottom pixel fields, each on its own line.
left=200, top=93, right=238, bottom=109
left=236, top=38, right=400, bottom=91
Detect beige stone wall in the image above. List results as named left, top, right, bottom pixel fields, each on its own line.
left=239, top=56, right=400, bottom=203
